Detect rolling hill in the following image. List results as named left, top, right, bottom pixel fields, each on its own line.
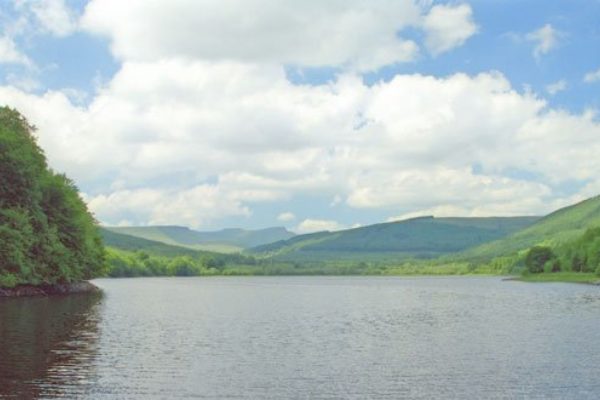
left=100, top=228, right=215, bottom=258
left=461, top=195, right=600, bottom=260
left=249, top=216, right=540, bottom=262
left=104, top=225, right=295, bottom=253
left=99, top=228, right=259, bottom=277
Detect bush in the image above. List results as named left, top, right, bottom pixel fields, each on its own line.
left=0, top=273, right=19, bottom=288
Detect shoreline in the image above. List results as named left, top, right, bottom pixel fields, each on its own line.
left=0, top=281, right=100, bottom=298
left=505, top=272, right=600, bottom=285
left=101, top=273, right=600, bottom=285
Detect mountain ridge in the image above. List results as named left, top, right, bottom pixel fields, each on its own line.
left=104, top=225, right=295, bottom=253
left=248, top=216, right=540, bottom=262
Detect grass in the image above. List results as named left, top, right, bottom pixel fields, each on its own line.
left=517, top=272, right=600, bottom=284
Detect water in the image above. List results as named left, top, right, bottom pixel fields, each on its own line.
left=1, top=277, right=600, bottom=399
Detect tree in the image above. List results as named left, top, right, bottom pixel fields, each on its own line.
left=571, top=254, right=584, bottom=273
left=0, top=107, right=105, bottom=287
left=525, top=246, right=555, bottom=274
left=168, top=256, right=201, bottom=276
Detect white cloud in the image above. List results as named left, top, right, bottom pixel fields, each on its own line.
left=351, top=166, right=552, bottom=214
left=0, top=0, right=77, bottom=70
left=29, top=0, right=77, bottom=37
left=277, top=212, right=296, bottom=222
left=86, top=185, right=252, bottom=228
left=82, top=0, right=426, bottom=71
left=386, top=195, right=574, bottom=221
left=526, top=24, right=561, bottom=59
left=0, top=35, right=31, bottom=65
left=2, top=63, right=600, bottom=228
left=80, top=0, right=478, bottom=71
left=5, top=73, right=40, bottom=91
left=545, top=79, right=567, bottom=95
left=583, top=68, right=600, bottom=83
left=422, top=3, right=478, bottom=56
left=2, top=0, right=598, bottom=231
left=11, top=0, right=77, bottom=37
left=295, top=219, right=346, bottom=234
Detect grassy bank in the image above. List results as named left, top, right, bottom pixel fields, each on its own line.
left=517, top=272, right=600, bottom=284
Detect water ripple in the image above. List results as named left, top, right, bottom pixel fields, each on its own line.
left=1, top=277, right=600, bottom=399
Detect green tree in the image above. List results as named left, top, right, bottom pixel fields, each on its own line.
left=571, top=254, right=584, bottom=272
left=168, top=256, right=201, bottom=276
left=525, top=246, right=555, bottom=274
left=0, top=107, right=105, bottom=287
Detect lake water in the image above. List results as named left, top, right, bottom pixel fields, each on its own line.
left=1, top=276, right=600, bottom=399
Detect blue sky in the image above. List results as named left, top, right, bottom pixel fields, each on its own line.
left=1, top=0, right=600, bottom=232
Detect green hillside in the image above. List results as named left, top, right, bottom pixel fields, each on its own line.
left=105, top=225, right=295, bottom=252
left=100, top=228, right=212, bottom=258
left=100, top=228, right=260, bottom=277
left=249, top=216, right=539, bottom=262
left=462, top=195, right=600, bottom=260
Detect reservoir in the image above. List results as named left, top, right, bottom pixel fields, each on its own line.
left=1, top=276, right=599, bottom=399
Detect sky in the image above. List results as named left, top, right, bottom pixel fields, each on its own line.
left=0, top=0, right=599, bottom=233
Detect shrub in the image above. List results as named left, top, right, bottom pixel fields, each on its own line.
left=0, top=273, right=19, bottom=288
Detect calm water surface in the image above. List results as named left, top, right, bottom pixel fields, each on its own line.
left=1, top=276, right=600, bottom=399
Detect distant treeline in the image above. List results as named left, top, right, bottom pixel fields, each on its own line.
left=106, top=248, right=256, bottom=277
left=105, top=248, right=368, bottom=277
left=106, top=227, right=600, bottom=279
left=104, top=246, right=508, bottom=277
left=0, top=108, right=104, bottom=288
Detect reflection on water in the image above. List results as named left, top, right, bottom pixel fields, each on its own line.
left=0, top=292, right=102, bottom=399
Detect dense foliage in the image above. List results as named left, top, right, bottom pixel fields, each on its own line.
left=554, top=227, right=600, bottom=274
left=525, top=246, right=557, bottom=273
left=0, top=107, right=105, bottom=287
left=103, top=247, right=446, bottom=277
left=521, top=227, right=600, bottom=277
left=101, top=227, right=259, bottom=276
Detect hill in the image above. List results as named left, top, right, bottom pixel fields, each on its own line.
left=462, top=195, right=600, bottom=260
left=100, top=228, right=215, bottom=258
left=100, top=227, right=260, bottom=277
left=249, top=216, right=539, bottom=262
left=104, top=225, right=295, bottom=252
